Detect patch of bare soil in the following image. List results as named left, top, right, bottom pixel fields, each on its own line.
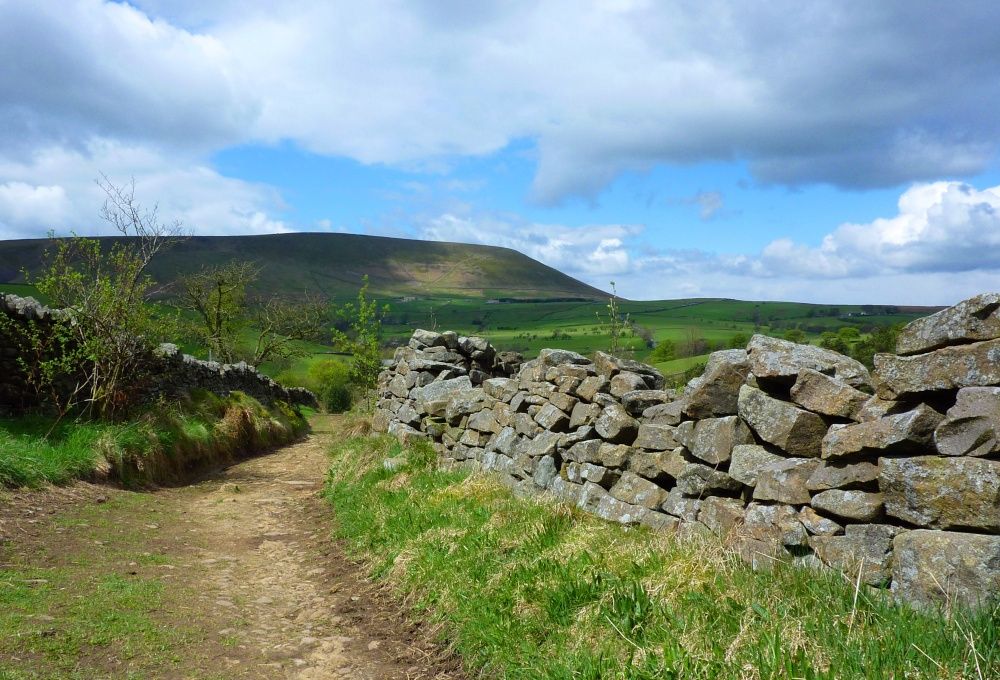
left=0, top=415, right=464, bottom=679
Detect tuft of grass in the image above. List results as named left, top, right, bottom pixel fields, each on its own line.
left=325, top=435, right=1000, bottom=680
left=0, top=391, right=309, bottom=489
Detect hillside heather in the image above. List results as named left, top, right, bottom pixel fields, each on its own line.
left=372, top=293, right=1000, bottom=612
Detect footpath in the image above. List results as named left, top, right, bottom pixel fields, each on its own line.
left=0, top=415, right=461, bottom=679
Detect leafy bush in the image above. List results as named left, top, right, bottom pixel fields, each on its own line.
left=309, top=359, right=353, bottom=413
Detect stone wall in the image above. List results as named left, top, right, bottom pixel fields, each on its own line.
left=373, top=294, right=1000, bottom=611
left=0, top=294, right=316, bottom=411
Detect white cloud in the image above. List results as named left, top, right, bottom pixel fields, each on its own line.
left=5, top=1, right=1000, bottom=206
left=0, top=141, right=288, bottom=239
left=415, top=211, right=639, bottom=278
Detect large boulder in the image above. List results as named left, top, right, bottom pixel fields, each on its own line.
left=896, top=293, right=1000, bottom=355
left=738, top=385, right=828, bottom=456
left=891, top=530, right=1000, bottom=610
left=674, top=416, right=754, bottom=465
left=821, top=404, right=942, bottom=460
left=933, top=386, right=1000, bottom=457
left=746, top=334, right=871, bottom=389
left=789, top=368, right=870, bottom=420
left=682, top=349, right=749, bottom=418
left=880, top=456, right=1000, bottom=531
left=873, top=338, right=1000, bottom=400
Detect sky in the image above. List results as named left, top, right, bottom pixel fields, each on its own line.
left=2, top=1, right=1000, bottom=304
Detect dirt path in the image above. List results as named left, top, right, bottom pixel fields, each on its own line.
left=0, top=415, right=462, bottom=679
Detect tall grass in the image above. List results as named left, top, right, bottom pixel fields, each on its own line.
left=325, top=435, right=999, bottom=679
left=0, top=390, right=308, bottom=488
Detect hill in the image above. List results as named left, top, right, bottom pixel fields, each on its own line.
left=0, top=232, right=608, bottom=301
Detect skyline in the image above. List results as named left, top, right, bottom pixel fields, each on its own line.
left=2, top=1, right=1000, bottom=304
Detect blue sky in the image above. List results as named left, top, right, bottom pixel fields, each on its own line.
left=2, top=1, right=1000, bottom=304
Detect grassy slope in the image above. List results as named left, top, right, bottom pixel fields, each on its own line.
left=326, top=434, right=999, bottom=679
left=0, top=391, right=308, bottom=488
left=0, top=233, right=608, bottom=301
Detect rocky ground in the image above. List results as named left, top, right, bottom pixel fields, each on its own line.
left=0, top=415, right=462, bottom=679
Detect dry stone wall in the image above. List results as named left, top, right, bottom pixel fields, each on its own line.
left=0, top=294, right=316, bottom=411
left=373, top=294, right=1000, bottom=612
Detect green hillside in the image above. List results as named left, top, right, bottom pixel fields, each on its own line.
left=0, top=233, right=608, bottom=302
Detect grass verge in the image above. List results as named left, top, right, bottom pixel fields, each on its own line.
left=0, top=390, right=308, bottom=488
left=325, top=434, right=999, bottom=679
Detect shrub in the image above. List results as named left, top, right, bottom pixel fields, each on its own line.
left=309, top=359, right=353, bottom=413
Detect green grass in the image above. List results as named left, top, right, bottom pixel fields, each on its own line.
left=0, top=390, right=308, bottom=489
left=325, top=435, right=999, bottom=679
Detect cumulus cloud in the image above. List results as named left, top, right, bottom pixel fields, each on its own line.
left=0, top=141, right=288, bottom=240
left=414, top=211, right=640, bottom=278
left=5, top=1, right=1000, bottom=206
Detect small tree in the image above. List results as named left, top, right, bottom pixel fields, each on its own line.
left=176, top=260, right=327, bottom=366
left=331, top=275, right=388, bottom=406
left=29, top=176, right=184, bottom=419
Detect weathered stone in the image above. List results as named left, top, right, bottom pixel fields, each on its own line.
left=553, top=376, right=582, bottom=395
left=558, top=426, right=596, bottom=449
left=569, top=401, right=601, bottom=429
left=525, top=381, right=556, bottom=398
left=594, top=351, right=665, bottom=389
left=566, top=440, right=631, bottom=468
left=738, top=385, right=828, bottom=456
left=595, top=403, right=639, bottom=444
left=676, top=463, right=741, bottom=496
left=798, top=507, right=842, bottom=536
left=854, top=396, right=907, bottom=423
left=753, top=458, right=821, bottom=505
left=821, top=404, right=943, bottom=459
left=577, top=483, right=649, bottom=525
left=934, top=386, right=1000, bottom=457
left=489, top=427, right=521, bottom=456
left=575, top=375, right=610, bottom=402
left=547, top=391, right=579, bottom=415
left=565, top=462, right=620, bottom=488
left=743, top=502, right=807, bottom=547
left=525, top=430, right=561, bottom=457
left=634, top=423, right=679, bottom=451
left=640, top=512, right=680, bottom=532
left=642, top=400, right=685, bottom=425
left=532, top=455, right=559, bottom=488
left=388, top=374, right=409, bottom=399
left=897, top=293, right=1000, bottom=355
left=467, top=407, right=501, bottom=434
left=414, top=376, right=473, bottom=417
left=514, top=412, right=543, bottom=437
left=811, top=490, right=884, bottom=522
left=494, top=402, right=512, bottom=428
left=387, top=421, right=426, bottom=445
left=682, top=349, right=749, bottom=418
left=482, top=377, right=518, bottom=402
left=546, top=364, right=592, bottom=383
left=481, top=451, right=517, bottom=475
left=372, top=408, right=393, bottom=433
left=509, top=392, right=528, bottom=413
left=891, top=530, right=1000, bottom=610
left=675, top=415, right=754, bottom=465
left=790, top=368, right=870, bottom=420
left=806, top=461, right=879, bottom=491
left=410, top=328, right=444, bottom=348
left=459, top=428, right=487, bottom=447
left=698, top=497, right=745, bottom=537
left=533, top=403, right=570, bottom=431
left=747, top=334, right=871, bottom=389
left=610, top=371, right=648, bottom=397
left=609, top=472, right=669, bottom=509
left=621, top=390, right=672, bottom=416
left=874, top=338, right=1000, bottom=400
left=394, top=402, right=421, bottom=428
left=661, top=489, right=702, bottom=521
left=810, top=524, right=903, bottom=587
left=880, top=456, right=1000, bottom=531
left=728, top=444, right=785, bottom=487
left=549, top=476, right=582, bottom=505
left=537, top=348, right=590, bottom=366
left=628, top=448, right=689, bottom=482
